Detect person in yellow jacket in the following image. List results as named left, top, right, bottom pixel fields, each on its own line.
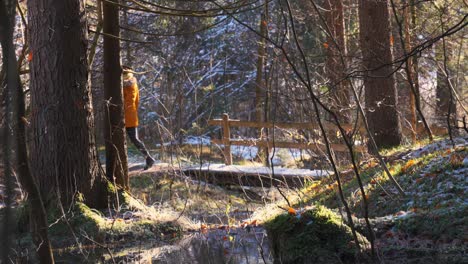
left=123, top=66, right=155, bottom=170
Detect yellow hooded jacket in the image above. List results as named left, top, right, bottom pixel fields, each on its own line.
left=123, top=75, right=139, bottom=127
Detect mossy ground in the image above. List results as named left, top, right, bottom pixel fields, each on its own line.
left=262, top=137, right=468, bottom=262
left=11, top=185, right=185, bottom=256
left=265, top=205, right=370, bottom=264
left=4, top=136, right=466, bottom=262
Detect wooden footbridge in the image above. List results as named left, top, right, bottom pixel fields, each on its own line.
left=207, top=113, right=367, bottom=165
left=183, top=113, right=366, bottom=187
left=183, top=164, right=332, bottom=188
left=183, top=114, right=449, bottom=187
left=131, top=114, right=449, bottom=188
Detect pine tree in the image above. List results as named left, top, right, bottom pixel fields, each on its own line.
left=359, top=0, right=402, bottom=148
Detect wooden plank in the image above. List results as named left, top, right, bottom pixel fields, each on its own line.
left=211, top=139, right=366, bottom=153
left=222, top=114, right=233, bottom=165
left=210, top=118, right=447, bottom=137
left=184, top=167, right=326, bottom=188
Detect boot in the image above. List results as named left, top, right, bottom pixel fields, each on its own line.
left=144, top=156, right=155, bottom=170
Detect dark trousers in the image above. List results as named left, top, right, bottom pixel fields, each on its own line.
left=126, top=127, right=150, bottom=157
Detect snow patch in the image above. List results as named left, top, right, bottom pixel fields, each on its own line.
left=183, top=136, right=211, bottom=145
left=404, top=137, right=468, bottom=159
left=189, top=164, right=332, bottom=178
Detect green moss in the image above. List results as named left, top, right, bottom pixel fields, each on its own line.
left=47, top=201, right=103, bottom=237
left=265, top=206, right=369, bottom=264
left=105, top=181, right=134, bottom=207
left=107, top=181, right=118, bottom=194
left=39, top=185, right=183, bottom=245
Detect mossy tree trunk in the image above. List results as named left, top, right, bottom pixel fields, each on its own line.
left=28, top=0, right=107, bottom=208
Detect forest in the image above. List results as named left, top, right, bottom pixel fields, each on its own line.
left=0, top=0, right=467, bottom=263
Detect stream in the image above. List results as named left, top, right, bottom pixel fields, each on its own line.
left=56, top=226, right=272, bottom=263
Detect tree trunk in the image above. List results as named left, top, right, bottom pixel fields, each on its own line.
left=122, top=8, right=132, bottom=65
left=324, top=0, right=351, bottom=123
left=0, top=1, right=55, bottom=259
left=0, top=4, right=54, bottom=263
left=255, top=12, right=267, bottom=124
left=436, top=44, right=456, bottom=126
left=255, top=8, right=269, bottom=164
left=404, top=4, right=417, bottom=142
left=88, top=0, right=103, bottom=68
left=28, top=0, right=104, bottom=207
left=0, top=2, right=15, bottom=261
left=103, top=0, right=129, bottom=189
left=359, top=0, right=402, bottom=148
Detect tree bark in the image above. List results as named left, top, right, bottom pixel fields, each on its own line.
left=436, top=43, right=456, bottom=126
left=359, top=0, right=402, bottom=148
left=28, top=0, right=104, bottom=207
left=254, top=8, right=269, bottom=164
left=103, top=0, right=129, bottom=189
left=88, top=0, right=103, bottom=68
left=324, top=0, right=351, bottom=123
left=255, top=12, right=267, bottom=124
left=404, top=3, right=417, bottom=142
left=0, top=2, right=15, bottom=261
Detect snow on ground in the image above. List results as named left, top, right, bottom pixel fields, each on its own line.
left=183, top=136, right=211, bottom=145
left=403, top=145, right=468, bottom=209
left=231, top=145, right=258, bottom=160
left=365, top=136, right=468, bottom=228
left=404, top=137, right=468, bottom=159
left=187, top=163, right=332, bottom=178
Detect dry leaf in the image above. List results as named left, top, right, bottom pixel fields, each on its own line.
left=402, top=159, right=416, bottom=173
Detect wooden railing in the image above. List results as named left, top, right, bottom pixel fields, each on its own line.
left=208, top=113, right=366, bottom=165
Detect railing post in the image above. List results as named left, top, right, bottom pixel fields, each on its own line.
left=222, top=113, right=232, bottom=165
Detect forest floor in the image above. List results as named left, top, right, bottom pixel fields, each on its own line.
left=0, top=136, right=467, bottom=263
left=274, top=136, right=468, bottom=263
left=122, top=135, right=467, bottom=263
